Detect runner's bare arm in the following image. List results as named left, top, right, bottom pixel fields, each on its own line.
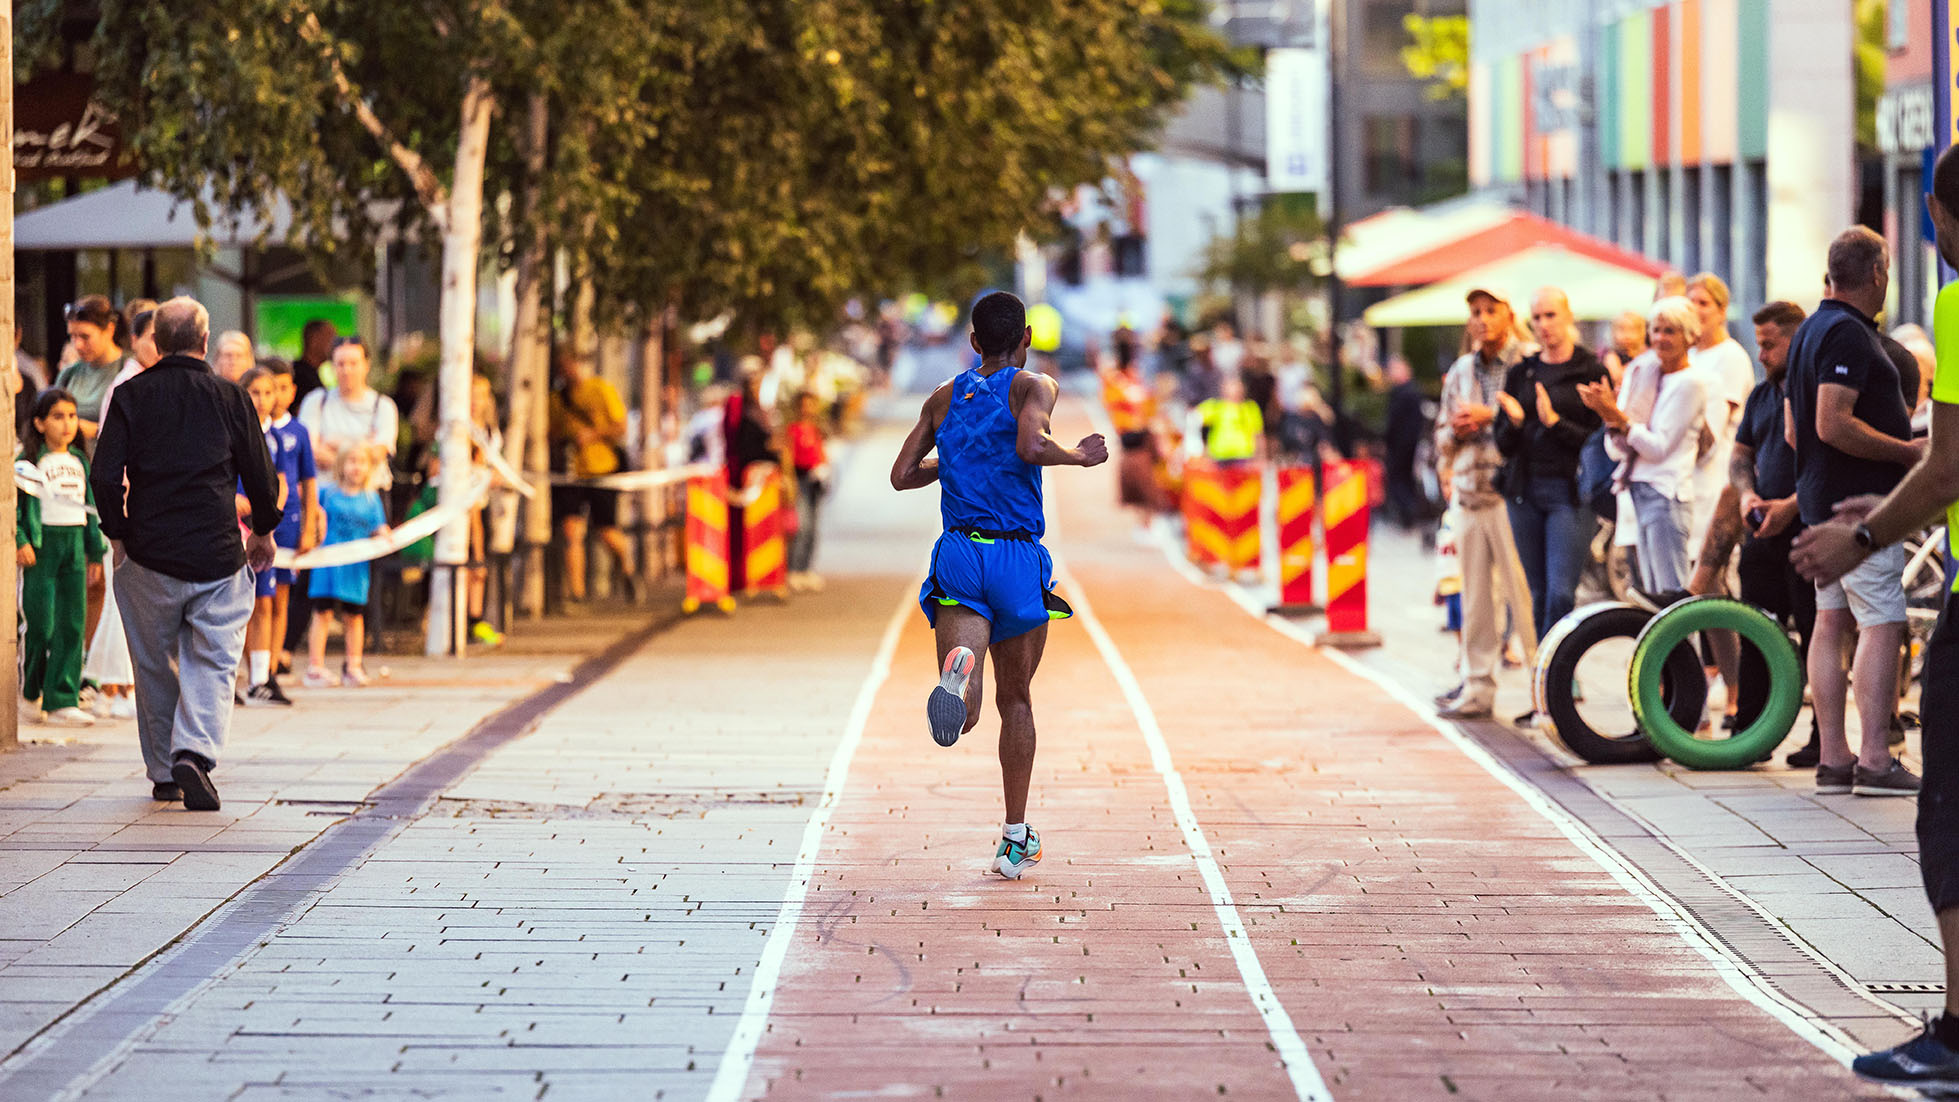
left=1013, top=372, right=1108, bottom=467
left=890, top=385, right=950, bottom=490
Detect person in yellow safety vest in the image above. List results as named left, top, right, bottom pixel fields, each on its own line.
left=1191, top=375, right=1266, bottom=466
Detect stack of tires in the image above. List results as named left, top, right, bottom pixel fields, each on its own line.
left=1532, top=597, right=1803, bottom=770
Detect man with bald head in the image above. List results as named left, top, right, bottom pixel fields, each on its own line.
left=92, top=297, right=280, bottom=812
left=1492, top=288, right=1609, bottom=712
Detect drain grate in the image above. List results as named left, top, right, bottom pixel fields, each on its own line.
left=1866, top=982, right=1947, bottom=994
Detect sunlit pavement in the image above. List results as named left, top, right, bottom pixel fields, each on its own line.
left=0, top=385, right=1918, bottom=1100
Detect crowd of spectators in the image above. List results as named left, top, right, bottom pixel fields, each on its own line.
left=15, top=292, right=863, bottom=808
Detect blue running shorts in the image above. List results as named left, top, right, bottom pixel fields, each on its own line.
left=919, top=531, right=1072, bottom=645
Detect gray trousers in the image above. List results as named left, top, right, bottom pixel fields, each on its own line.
left=1456, top=500, right=1538, bottom=706
left=115, top=558, right=252, bottom=784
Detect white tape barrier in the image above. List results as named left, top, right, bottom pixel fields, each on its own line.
left=273, top=469, right=493, bottom=570
left=549, top=462, right=720, bottom=493
left=13, top=459, right=96, bottom=515
left=469, top=427, right=538, bottom=499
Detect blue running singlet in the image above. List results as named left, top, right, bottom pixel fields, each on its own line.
left=936, top=366, right=1044, bottom=538
left=918, top=365, right=1071, bottom=643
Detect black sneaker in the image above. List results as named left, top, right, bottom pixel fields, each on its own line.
left=245, top=681, right=294, bottom=708
left=151, top=782, right=182, bottom=802
left=1816, top=762, right=1855, bottom=795
left=171, top=752, right=221, bottom=812
left=1785, top=733, right=1821, bottom=769
left=1854, top=1019, right=1959, bottom=1092
left=1853, top=757, right=1921, bottom=797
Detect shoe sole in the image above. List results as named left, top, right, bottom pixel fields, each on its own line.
left=1851, top=786, right=1919, bottom=797
left=171, top=760, right=222, bottom=812
left=1815, top=784, right=1853, bottom=796
left=929, top=648, right=975, bottom=747
left=996, top=847, right=1042, bottom=880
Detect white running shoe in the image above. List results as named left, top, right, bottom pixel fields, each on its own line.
left=90, top=694, right=117, bottom=719
left=44, top=706, right=96, bottom=728
left=927, top=646, right=976, bottom=747
left=994, top=828, right=1042, bottom=880
left=110, top=695, right=136, bottom=719
left=17, top=698, right=42, bottom=725
left=803, top=573, right=825, bottom=592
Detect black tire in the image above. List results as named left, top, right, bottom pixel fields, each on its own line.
left=1537, top=604, right=1707, bottom=764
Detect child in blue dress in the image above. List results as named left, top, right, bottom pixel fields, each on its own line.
left=305, top=446, right=388, bottom=688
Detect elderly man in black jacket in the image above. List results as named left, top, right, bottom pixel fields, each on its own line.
left=92, top=297, right=280, bottom=811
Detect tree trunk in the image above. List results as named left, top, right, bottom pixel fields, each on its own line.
left=425, top=74, right=494, bottom=657
left=493, top=93, right=547, bottom=562
left=635, top=318, right=664, bottom=586
left=520, top=288, right=551, bottom=618
left=0, top=1, right=18, bottom=751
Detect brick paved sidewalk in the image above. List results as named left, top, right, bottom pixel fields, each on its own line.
left=0, top=606, right=653, bottom=1061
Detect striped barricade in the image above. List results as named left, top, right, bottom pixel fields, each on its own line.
left=1315, top=460, right=1380, bottom=647
left=1271, top=466, right=1317, bottom=614
left=682, top=472, right=736, bottom=614
left=1187, top=461, right=1260, bottom=573
left=740, top=468, right=790, bottom=599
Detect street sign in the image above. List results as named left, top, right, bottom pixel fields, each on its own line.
left=1265, top=47, right=1327, bottom=194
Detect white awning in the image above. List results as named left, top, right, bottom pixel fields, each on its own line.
left=14, top=180, right=302, bottom=251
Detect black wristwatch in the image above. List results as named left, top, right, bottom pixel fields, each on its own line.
left=1853, top=523, right=1878, bottom=552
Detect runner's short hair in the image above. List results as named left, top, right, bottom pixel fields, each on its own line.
left=1936, top=145, right=1959, bottom=219
left=1750, top=301, right=1806, bottom=330
left=971, top=292, right=1027, bottom=356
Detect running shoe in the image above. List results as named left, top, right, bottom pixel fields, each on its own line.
left=994, top=828, right=1042, bottom=880
left=927, top=646, right=975, bottom=747
left=43, top=706, right=95, bottom=728
left=17, top=698, right=41, bottom=726
left=1854, top=1019, right=1959, bottom=1093
left=341, top=665, right=371, bottom=688
left=302, top=668, right=334, bottom=689
left=109, top=695, right=136, bottom=720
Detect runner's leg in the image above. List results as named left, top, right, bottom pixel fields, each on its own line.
left=934, top=604, right=990, bottom=734
left=988, top=622, right=1048, bottom=824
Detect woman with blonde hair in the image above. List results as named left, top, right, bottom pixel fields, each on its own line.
left=1580, top=296, right=1710, bottom=594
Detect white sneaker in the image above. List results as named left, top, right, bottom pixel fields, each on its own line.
left=17, top=698, right=42, bottom=725
left=43, top=706, right=96, bottom=728
left=90, top=694, right=117, bottom=719
left=787, top=572, right=808, bottom=593
left=110, top=695, right=136, bottom=719
left=802, top=573, right=825, bottom=592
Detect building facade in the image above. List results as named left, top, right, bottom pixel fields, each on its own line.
left=1467, top=0, right=1854, bottom=318
left=1876, top=0, right=1935, bottom=325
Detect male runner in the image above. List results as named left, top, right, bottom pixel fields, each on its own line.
left=890, top=291, right=1108, bottom=880
left=1795, top=143, right=1959, bottom=1091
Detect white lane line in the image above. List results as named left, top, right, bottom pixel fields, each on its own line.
left=1052, top=553, right=1334, bottom=1102
left=1147, top=536, right=1875, bottom=1068
left=705, top=588, right=915, bottom=1102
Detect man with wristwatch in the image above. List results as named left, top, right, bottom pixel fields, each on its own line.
left=1795, top=144, right=1959, bottom=1091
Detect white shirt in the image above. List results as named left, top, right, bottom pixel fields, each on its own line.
left=1685, top=338, right=1756, bottom=548
left=297, top=386, right=399, bottom=453
left=1606, top=360, right=1708, bottom=501
left=36, top=449, right=88, bottom=527
left=97, top=361, right=143, bottom=426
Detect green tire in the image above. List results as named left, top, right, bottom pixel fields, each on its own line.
left=1629, top=596, right=1802, bottom=770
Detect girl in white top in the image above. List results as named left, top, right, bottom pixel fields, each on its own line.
left=1580, top=297, right=1709, bottom=594
left=296, top=338, right=399, bottom=489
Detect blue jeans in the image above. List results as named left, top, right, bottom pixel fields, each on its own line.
left=1629, top=482, right=1692, bottom=595
left=1506, top=477, right=1591, bottom=640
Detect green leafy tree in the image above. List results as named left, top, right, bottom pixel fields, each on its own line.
left=1401, top=13, right=1468, bottom=104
